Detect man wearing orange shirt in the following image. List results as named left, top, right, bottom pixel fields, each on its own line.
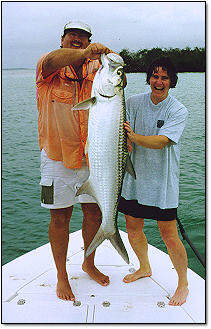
left=36, top=21, right=111, bottom=301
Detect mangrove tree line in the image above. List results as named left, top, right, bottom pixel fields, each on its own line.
left=119, top=47, right=205, bottom=73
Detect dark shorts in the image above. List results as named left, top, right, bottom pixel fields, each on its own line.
left=118, top=197, right=177, bottom=221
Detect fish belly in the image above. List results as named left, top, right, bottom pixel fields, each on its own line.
left=88, top=97, right=123, bottom=233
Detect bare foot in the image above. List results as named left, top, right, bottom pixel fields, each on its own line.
left=82, top=262, right=110, bottom=286
left=123, top=268, right=152, bottom=283
left=168, top=286, right=189, bottom=306
left=57, top=275, right=75, bottom=301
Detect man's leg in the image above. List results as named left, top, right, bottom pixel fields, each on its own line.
left=123, top=215, right=152, bottom=283
left=49, top=207, right=75, bottom=301
left=81, top=203, right=110, bottom=286
left=157, top=219, right=189, bottom=306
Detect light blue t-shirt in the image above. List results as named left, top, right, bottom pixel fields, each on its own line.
left=122, top=92, right=188, bottom=209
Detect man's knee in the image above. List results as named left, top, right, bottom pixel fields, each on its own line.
left=50, top=207, right=73, bottom=228
left=81, top=203, right=102, bottom=223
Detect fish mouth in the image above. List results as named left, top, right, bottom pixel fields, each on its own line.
left=98, top=92, right=115, bottom=98
left=106, top=53, right=124, bottom=66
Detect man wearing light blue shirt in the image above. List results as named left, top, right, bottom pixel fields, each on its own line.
left=119, top=57, right=189, bottom=306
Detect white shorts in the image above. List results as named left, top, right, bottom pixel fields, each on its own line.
left=40, top=149, right=96, bottom=209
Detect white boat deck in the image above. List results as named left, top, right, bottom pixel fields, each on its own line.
left=2, top=230, right=205, bottom=323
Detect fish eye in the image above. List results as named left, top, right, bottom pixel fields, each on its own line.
left=117, top=69, right=122, bottom=76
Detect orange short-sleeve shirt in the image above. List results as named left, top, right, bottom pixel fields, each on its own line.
left=36, top=53, right=100, bottom=169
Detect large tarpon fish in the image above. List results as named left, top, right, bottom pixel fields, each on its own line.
left=73, top=53, right=136, bottom=264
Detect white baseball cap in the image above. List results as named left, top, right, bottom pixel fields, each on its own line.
left=63, top=21, right=92, bottom=36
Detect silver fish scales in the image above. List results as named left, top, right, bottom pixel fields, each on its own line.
left=72, top=53, right=135, bottom=264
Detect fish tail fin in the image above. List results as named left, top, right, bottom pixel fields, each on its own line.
left=108, top=230, right=129, bottom=264
left=85, top=225, right=130, bottom=264
left=85, top=226, right=106, bottom=258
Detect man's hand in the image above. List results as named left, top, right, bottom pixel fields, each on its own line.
left=83, top=43, right=111, bottom=60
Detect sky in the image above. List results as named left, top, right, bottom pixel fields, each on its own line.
left=2, top=1, right=206, bottom=69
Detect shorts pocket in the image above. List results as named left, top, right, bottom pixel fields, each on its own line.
left=40, top=177, right=54, bottom=204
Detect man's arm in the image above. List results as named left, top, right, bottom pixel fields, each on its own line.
left=124, top=122, right=170, bottom=150
left=42, top=43, right=111, bottom=78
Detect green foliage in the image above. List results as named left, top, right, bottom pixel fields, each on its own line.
left=119, top=47, right=205, bottom=73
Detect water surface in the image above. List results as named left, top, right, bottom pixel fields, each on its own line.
left=2, top=70, right=205, bottom=279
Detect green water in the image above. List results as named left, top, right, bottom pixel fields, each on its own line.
left=2, top=70, right=205, bottom=279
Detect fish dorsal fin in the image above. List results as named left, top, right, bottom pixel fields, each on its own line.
left=125, top=155, right=136, bottom=179
left=72, top=97, right=96, bottom=111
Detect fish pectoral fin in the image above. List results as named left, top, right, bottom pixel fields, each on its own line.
left=125, top=155, right=136, bottom=179
left=76, top=179, right=97, bottom=200
left=72, top=97, right=96, bottom=111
